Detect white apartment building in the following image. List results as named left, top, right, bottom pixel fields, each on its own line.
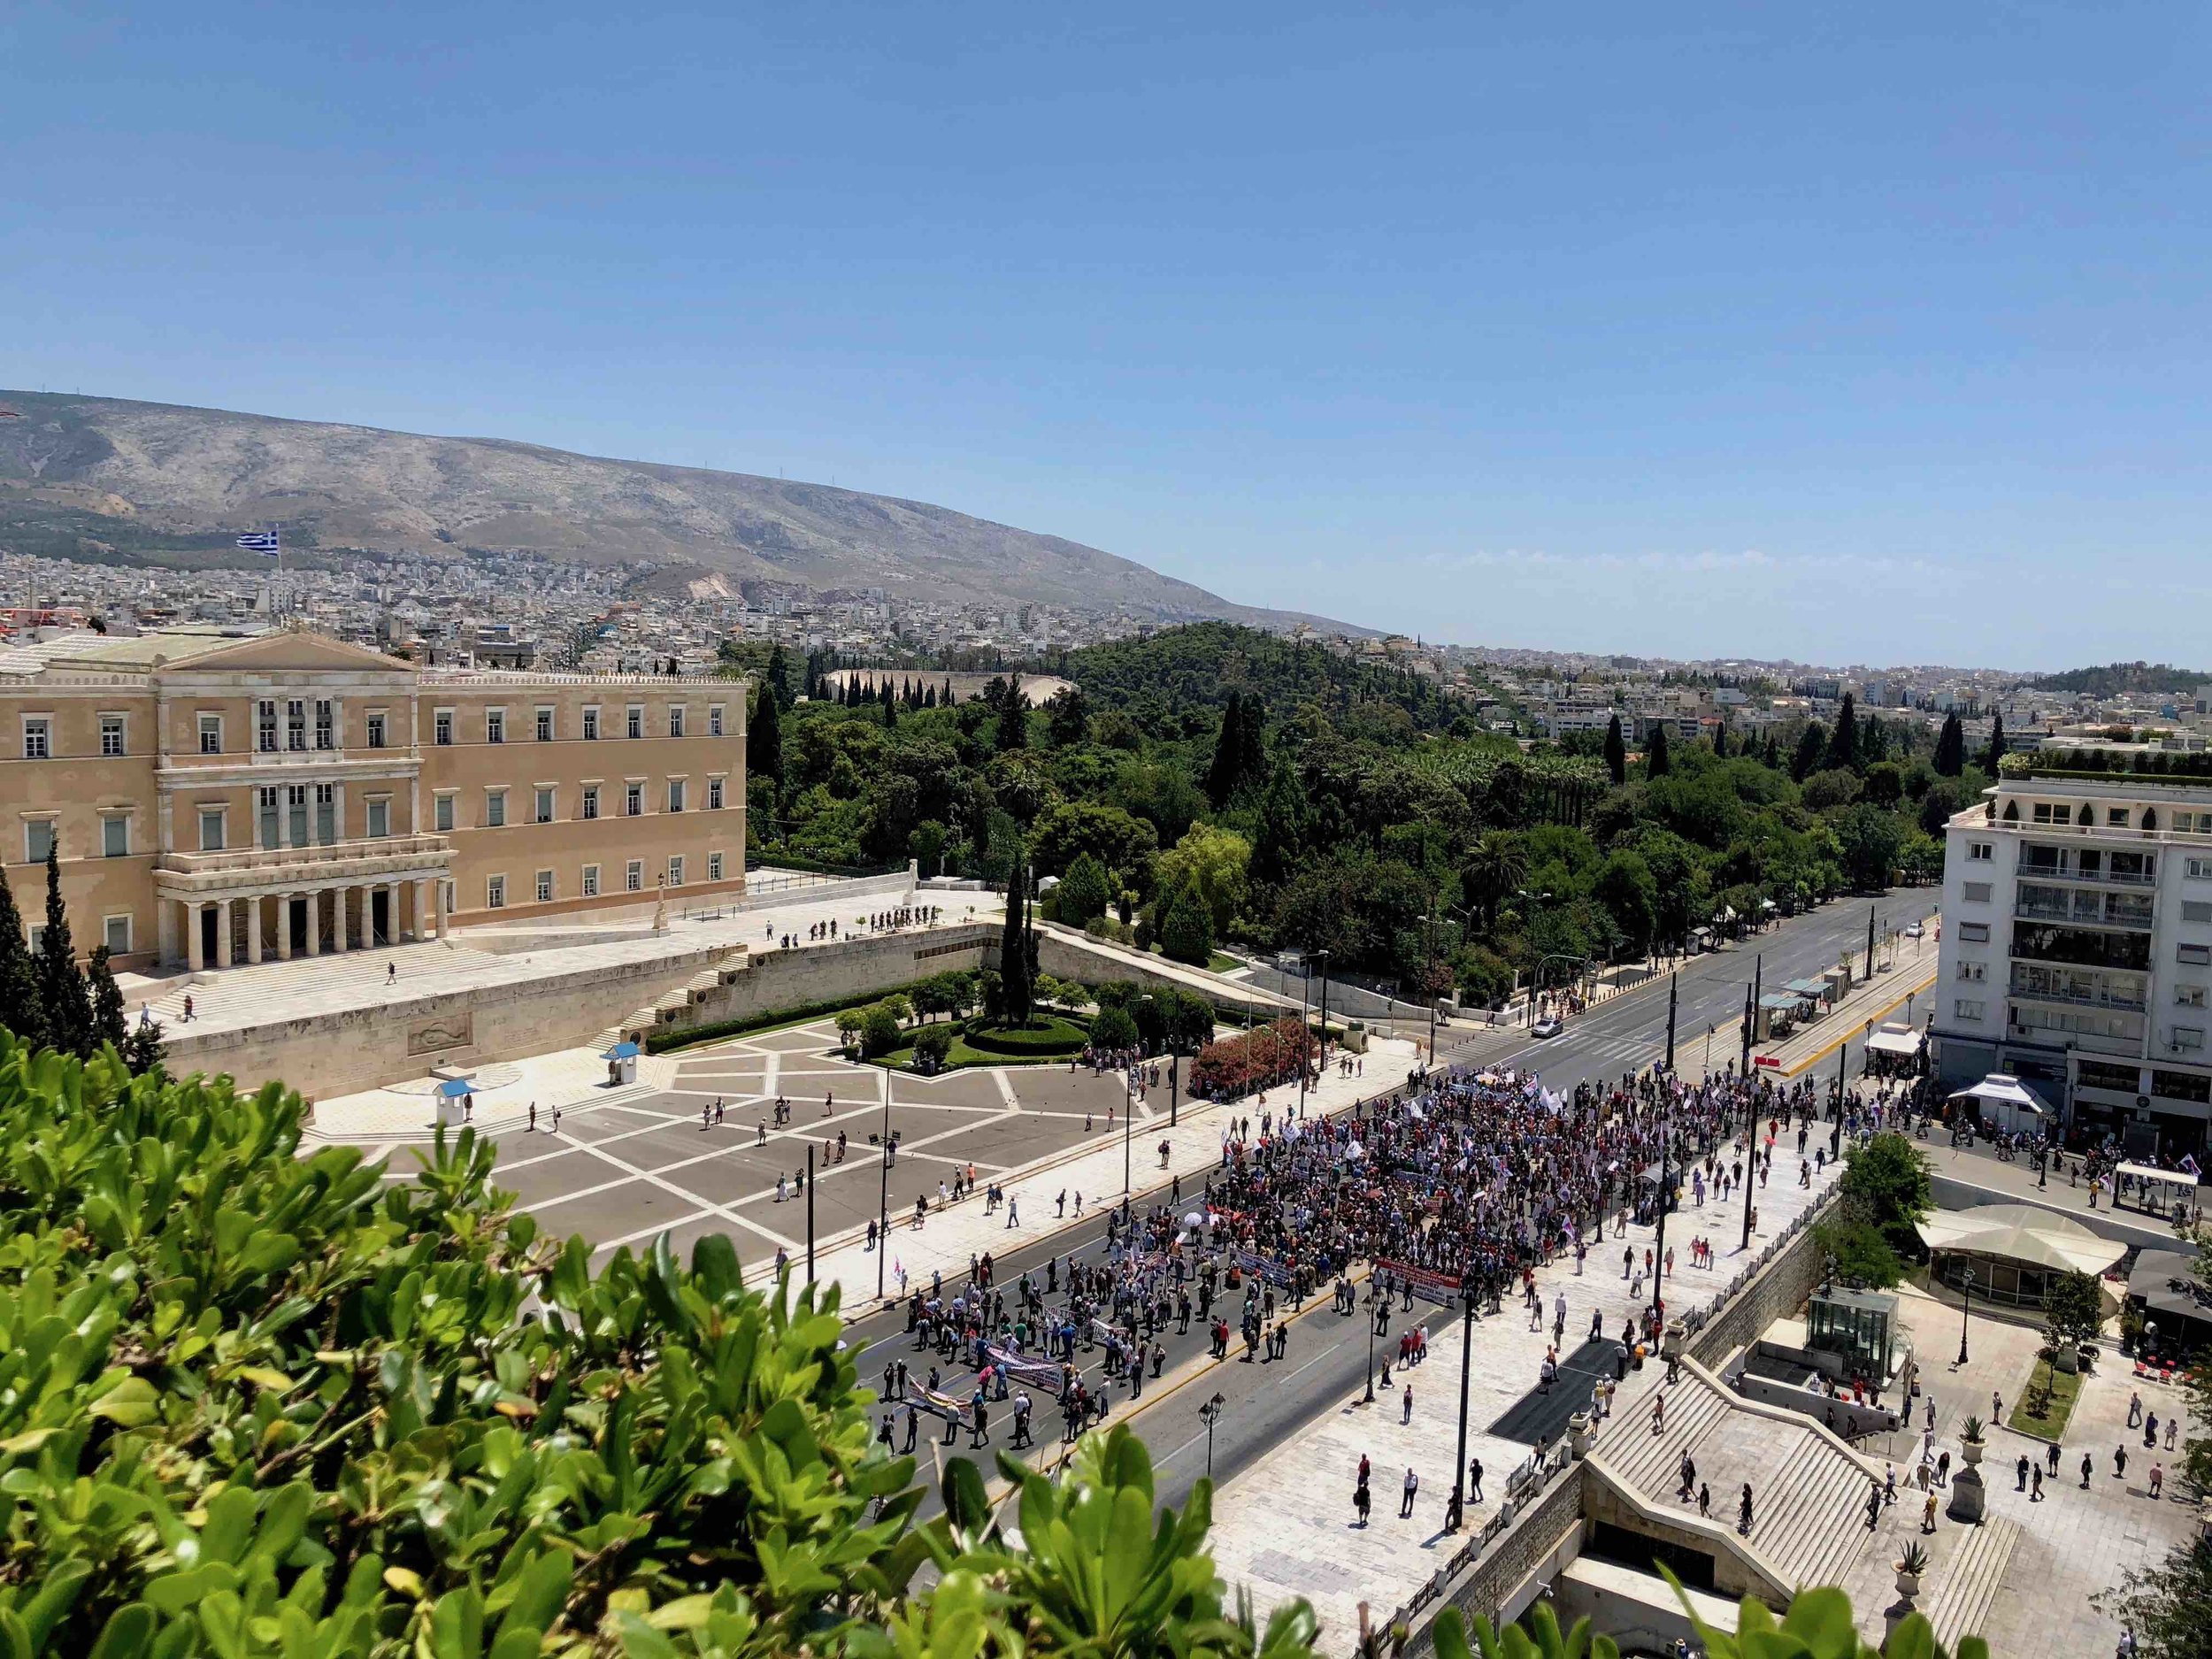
left=1935, top=764, right=2212, bottom=1157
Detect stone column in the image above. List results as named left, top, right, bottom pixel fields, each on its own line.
left=215, top=899, right=235, bottom=968
left=157, top=899, right=178, bottom=969
left=246, top=897, right=264, bottom=964
left=276, top=895, right=293, bottom=961
left=434, top=879, right=449, bottom=939
left=414, top=879, right=434, bottom=941
left=303, top=891, right=321, bottom=957
left=332, top=887, right=350, bottom=953
left=386, top=881, right=403, bottom=947
left=186, top=903, right=205, bottom=972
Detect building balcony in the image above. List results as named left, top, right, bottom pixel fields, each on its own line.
left=2013, top=896, right=2154, bottom=930
left=155, top=833, right=452, bottom=897
left=2014, top=861, right=2157, bottom=887
left=2005, top=979, right=2147, bottom=1013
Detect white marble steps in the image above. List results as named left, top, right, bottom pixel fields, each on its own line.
left=1604, top=1371, right=1733, bottom=1494
left=1597, top=1363, right=1878, bottom=1602
left=1924, top=1514, right=2018, bottom=1654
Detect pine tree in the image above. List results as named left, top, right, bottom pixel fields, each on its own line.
left=764, top=643, right=789, bottom=710
left=750, top=680, right=782, bottom=788
left=34, top=843, right=88, bottom=1059
left=1862, top=713, right=1888, bottom=764
left=1824, top=694, right=1859, bottom=772
left=1646, top=722, right=1671, bottom=778
left=0, top=877, right=44, bottom=1048
left=1762, top=733, right=1781, bottom=770
left=1237, top=695, right=1265, bottom=788
left=87, top=944, right=127, bottom=1055
left=1985, top=711, right=2008, bottom=771
left=1251, top=757, right=1311, bottom=886
left=1602, top=714, right=1626, bottom=786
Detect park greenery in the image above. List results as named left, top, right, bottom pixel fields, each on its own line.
left=1815, top=1132, right=1933, bottom=1289
left=0, top=844, right=161, bottom=1073
left=735, top=626, right=1969, bottom=1006
left=0, top=1027, right=1333, bottom=1659
left=1428, top=1582, right=1989, bottom=1659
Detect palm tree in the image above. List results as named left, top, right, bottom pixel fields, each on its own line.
left=1463, top=831, right=1528, bottom=933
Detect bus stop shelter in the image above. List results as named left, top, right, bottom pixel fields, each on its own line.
left=1947, top=1073, right=2052, bottom=1138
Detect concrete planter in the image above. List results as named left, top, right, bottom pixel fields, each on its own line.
left=1961, top=1437, right=1985, bottom=1466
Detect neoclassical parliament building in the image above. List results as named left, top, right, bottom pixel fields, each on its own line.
left=0, top=625, right=747, bottom=973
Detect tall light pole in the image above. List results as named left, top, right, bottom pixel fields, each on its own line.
left=1956, top=1265, right=1976, bottom=1366
left=1741, top=954, right=1761, bottom=1253
left=1447, top=1279, right=1477, bottom=1531
left=1199, top=1392, right=1226, bottom=1482
left=875, top=1066, right=894, bottom=1300
left=1316, top=949, right=1333, bottom=1072
left=1363, top=1277, right=1379, bottom=1403
left=805, top=1142, right=817, bottom=1289
left=1652, top=977, right=1677, bottom=1327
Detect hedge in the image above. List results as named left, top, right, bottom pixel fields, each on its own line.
left=644, top=982, right=926, bottom=1053
left=958, top=1015, right=1091, bottom=1056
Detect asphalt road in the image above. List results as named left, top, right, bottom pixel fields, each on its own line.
left=833, top=889, right=1941, bottom=1519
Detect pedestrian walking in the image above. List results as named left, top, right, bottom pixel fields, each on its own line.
left=1402, top=1383, right=1414, bottom=1424
left=1401, top=1467, right=1419, bottom=1518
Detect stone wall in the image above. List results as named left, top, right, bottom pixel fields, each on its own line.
left=1686, top=1193, right=1836, bottom=1369
left=1402, top=1467, right=1588, bottom=1659
left=177, top=920, right=994, bottom=1102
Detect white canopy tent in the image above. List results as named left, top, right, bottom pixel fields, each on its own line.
left=1947, top=1073, right=2051, bottom=1136
left=1864, top=1024, right=1926, bottom=1060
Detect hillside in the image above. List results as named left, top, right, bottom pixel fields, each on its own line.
left=2036, top=661, right=2208, bottom=697
left=0, top=389, right=1355, bottom=628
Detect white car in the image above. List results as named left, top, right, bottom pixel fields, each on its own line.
left=1532, top=1016, right=1563, bottom=1040
left=1903, top=921, right=1924, bottom=940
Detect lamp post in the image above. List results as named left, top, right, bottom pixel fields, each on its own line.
left=1199, top=1392, right=1226, bottom=1482
left=806, top=1142, right=817, bottom=1289
left=1363, top=1279, right=1379, bottom=1403
left=1315, top=949, right=1333, bottom=1073
left=1957, top=1264, right=1977, bottom=1366
left=1652, top=979, right=1678, bottom=1328
left=875, top=1067, right=894, bottom=1300
left=1741, top=955, right=1762, bottom=1252
left=1447, top=1280, right=1477, bottom=1532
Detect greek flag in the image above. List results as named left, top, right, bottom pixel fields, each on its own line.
left=235, top=532, right=280, bottom=556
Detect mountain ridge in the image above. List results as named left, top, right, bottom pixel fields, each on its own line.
left=0, top=389, right=1366, bottom=633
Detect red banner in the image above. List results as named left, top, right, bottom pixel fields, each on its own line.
left=1374, top=1259, right=1462, bottom=1305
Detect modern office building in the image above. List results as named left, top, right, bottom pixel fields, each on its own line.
left=0, top=625, right=745, bottom=973
left=1934, top=756, right=2212, bottom=1156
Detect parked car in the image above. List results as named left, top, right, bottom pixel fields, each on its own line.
left=1532, top=1016, right=1563, bottom=1040
left=1903, top=920, right=1924, bottom=939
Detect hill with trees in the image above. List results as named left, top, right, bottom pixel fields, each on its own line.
left=2035, top=661, right=2208, bottom=696
left=749, top=625, right=1955, bottom=1006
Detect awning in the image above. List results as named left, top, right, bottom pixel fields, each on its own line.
left=1864, top=1025, right=1926, bottom=1058
left=435, top=1078, right=474, bottom=1100
left=1759, top=994, right=1806, bottom=1010
left=2117, top=1161, right=2197, bottom=1189
left=1915, top=1202, right=2125, bottom=1276
left=602, top=1041, right=641, bottom=1060
left=1783, top=978, right=1830, bottom=997
left=1947, top=1073, right=2052, bottom=1117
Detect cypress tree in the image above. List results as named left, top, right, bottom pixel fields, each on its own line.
left=764, top=643, right=789, bottom=709
left=1762, top=732, right=1781, bottom=771
left=1205, top=692, right=1246, bottom=805
left=1824, top=694, right=1860, bottom=772
left=0, top=877, right=44, bottom=1049
left=998, top=852, right=1032, bottom=1025
left=34, top=843, right=88, bottom=1059
left=1602, top=714, right=1626, bottom=786
left=1646, top=722, right=1671, bottom=778
left=995, top=676, right=1027, bottom=752
left=1985, top=711, right=2008, bottom=771
left=750, top=680, right=782, bottom=789
left=1791, top=723, right=1826, bottom=782
left=87, top=944, right=127, bottom=1055
left=882, top=687, right=898, bottom=729
left=1934, top=711, right=1964, bottom=777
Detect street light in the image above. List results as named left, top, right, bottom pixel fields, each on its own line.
left=1198, top=1392, right=1227, bottom=1482
left=875, top=1067, right=894, bottom=1301
left=1363, top=1279, right=1379, bottom=1403
left=1956, top=1264, right=1977, bottom=1367
left=1447, top=1279, right=1478, bottom=1532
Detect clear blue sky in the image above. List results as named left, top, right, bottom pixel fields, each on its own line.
left=6, top=3, right=2209, bottom=669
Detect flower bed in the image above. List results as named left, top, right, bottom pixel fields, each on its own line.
left=1189, top=1017, right=1311, bottom=1098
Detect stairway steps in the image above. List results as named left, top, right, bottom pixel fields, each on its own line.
left=1617, top=1379, right=1726, bottom=1493
left=1755, top=1437, right=1824, bottom=1578
left=1926, top=1515, right=2019, bottom=1653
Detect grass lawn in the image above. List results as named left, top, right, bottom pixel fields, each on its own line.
left=1206, top=952, right=1241, bottom=973
left=2006, top=1357, right=2083, bottom=1441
